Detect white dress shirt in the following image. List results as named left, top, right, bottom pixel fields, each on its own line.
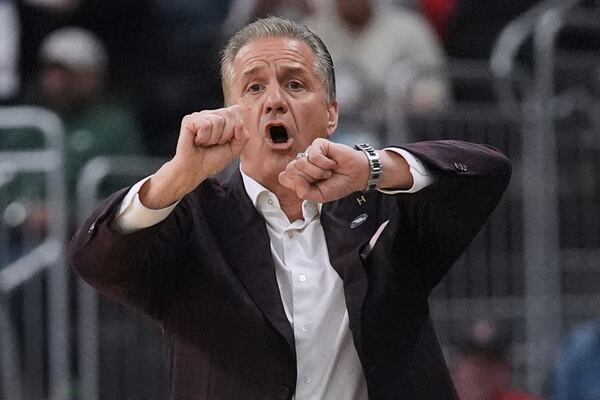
left=115, top=148, right=433, bottom=400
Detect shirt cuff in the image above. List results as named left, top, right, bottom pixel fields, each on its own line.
left=114, top=175, right=179, bottom=234
left=378, top=147, right=435, bottom=194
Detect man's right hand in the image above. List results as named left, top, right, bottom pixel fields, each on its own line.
left=139, top=105, right=249, bottom=209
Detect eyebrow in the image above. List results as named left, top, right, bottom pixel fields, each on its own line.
left=241, top=64, right=268, bottom=78
left=241, top=63, right=310, bottom=79
left=279, top=65, right=310, bottom=78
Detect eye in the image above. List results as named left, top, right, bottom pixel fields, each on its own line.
left=247, top=83, right=263, bottom=93
left=287, top=81, right=303, bottom=90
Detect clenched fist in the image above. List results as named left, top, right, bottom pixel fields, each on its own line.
left=139, top=106, right=249, bottom=209
left=175, top=105, right=249, bottom=180
left=278, top=138, right=370, bottom=203
left=279, top=138, right=414, bottom=204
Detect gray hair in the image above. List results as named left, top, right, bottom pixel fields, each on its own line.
left=220, top=16, right=336, bottom=105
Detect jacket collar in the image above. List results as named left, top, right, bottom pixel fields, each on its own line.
left=321, top=191, right=381, bottom=356
left=202, top=167, right=296, bottom=355
left=204, top=167, right=380, bottom=356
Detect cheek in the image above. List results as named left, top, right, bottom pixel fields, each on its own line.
left=303, top=106, right=329, bottom=131
left=242, top=104, right=264, bottom=141
left=239, top=96, right=261, bottom=119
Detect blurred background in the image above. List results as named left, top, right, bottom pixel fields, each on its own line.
left=1, top=0, right=600, bottom=399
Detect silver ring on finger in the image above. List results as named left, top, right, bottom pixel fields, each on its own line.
left=296, top=152, right=307, bottom=160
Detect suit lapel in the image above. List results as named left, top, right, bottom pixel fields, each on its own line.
left=321, top=191, right=380, bottom=356
left=202, top=169, right=295, bottom=354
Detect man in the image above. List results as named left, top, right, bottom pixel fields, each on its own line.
left=69, top=17, right=511, bottom=400
left=35, top=27, right=146, bottom=195
left=1, top=27, right=145, bottom=236
left=452, top=320, right=541, bottom=400
left=302, top=0, right=449, bottom=114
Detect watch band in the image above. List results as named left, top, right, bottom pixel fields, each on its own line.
left=354, top=143, right=383, bottom=192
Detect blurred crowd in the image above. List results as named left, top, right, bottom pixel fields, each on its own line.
left=450, top=319, right=600, bottom=400
left=1, top=0, right=599, bottom=399
left=1, top=0, right=543, bottom=155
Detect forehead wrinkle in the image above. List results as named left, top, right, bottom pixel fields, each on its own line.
left=231, top=38, right=320, bottom=94
left=238, top=57, right=313, bottom=84
left=275, top=63, right=311, bottom=79
left=241, top=63, right=269, bottom=78
left=237, top=40, right=313, bottom=66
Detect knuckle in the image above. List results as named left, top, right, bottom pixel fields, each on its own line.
left=182, top=114, right=194, bottom=126
left=191, top=111, right=207, bottom=121
left=200, top=119, right=212, bottom=130
left=223, top=106, right=237, bottom=119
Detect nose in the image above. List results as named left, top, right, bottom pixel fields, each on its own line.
left=264, top=85, right=288, bottom=114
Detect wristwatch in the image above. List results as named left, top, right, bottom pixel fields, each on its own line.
left=353, top=143, right=383, bottom=192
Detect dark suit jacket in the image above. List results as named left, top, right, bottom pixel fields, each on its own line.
left=69, top=140, right=511, bottom=400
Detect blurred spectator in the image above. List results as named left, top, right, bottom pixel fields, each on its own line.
left=18, top=0, right=186, bottom=156
left=34, top=27, right=145, bottom=192
left=386, top=0, right=420, bottom=9
left=549, top=321, right=600, bottom=400
left=1, top=27, right=145, bottom=233
left=385, top=0, right=458, bottom=50
left=0, top=0, right=20, bottom=102
left=74, top=0, right=160, bottom=145
left=419, top=0, right=457, bottom=42
left=452, top=320, right=542, bottom=400
left=17, top=0, right=81, bottom=95
left=303, top=0, right=449, bottom=145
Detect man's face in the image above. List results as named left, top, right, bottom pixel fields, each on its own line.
left=40, top=63, right=103, bottom=116
left=228, top=36, right=338, bottom=186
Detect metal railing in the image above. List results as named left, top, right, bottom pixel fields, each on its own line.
left=75, top=155, right=167, bottom=400
left=0, top=106, right=69, bottom=400
left=389, top=2, right=600, bottom=389
left=492, top=0, right=600, bottom=390
left=2, top=3, right=599, bottom=394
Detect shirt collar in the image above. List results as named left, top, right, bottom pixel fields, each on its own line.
left=240, top=166, right=269, bottom=208
left=240, top=166, right=322, bottom=217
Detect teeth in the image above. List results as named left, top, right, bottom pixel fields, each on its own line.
left=270, top=125, right=288, bottom=143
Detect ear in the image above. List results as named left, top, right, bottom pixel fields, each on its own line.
left=326, top=100, right=339, bottom=137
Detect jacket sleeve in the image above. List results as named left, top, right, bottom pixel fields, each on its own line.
left=68, top=187, right=195, bottom=320
left=386, top=140, right=512, bottom=292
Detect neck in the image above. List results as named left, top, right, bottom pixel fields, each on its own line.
left=241, top=158, right=303, bottom=222
left=261, top=175, right=304, bottom=222
left=273, top=186, right=304, bottom=222
left=241, top=162, right=304, bottom=222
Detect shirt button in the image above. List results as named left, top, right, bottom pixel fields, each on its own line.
left=299, top=274, right=307, bottom=282
left=304, top=376, right=311, bottom=384
left=301, top=326, right=309, bottom=332
left=267, top=198, right=274, bottom=206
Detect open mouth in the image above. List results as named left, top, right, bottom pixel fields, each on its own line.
left=269, top=125, right=289, bottom=143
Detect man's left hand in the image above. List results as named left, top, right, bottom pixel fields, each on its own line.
left=278, top=138, right=372, bottom=203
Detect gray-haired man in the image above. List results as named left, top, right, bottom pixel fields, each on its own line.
left=70, top=17, right=511, bottom=400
